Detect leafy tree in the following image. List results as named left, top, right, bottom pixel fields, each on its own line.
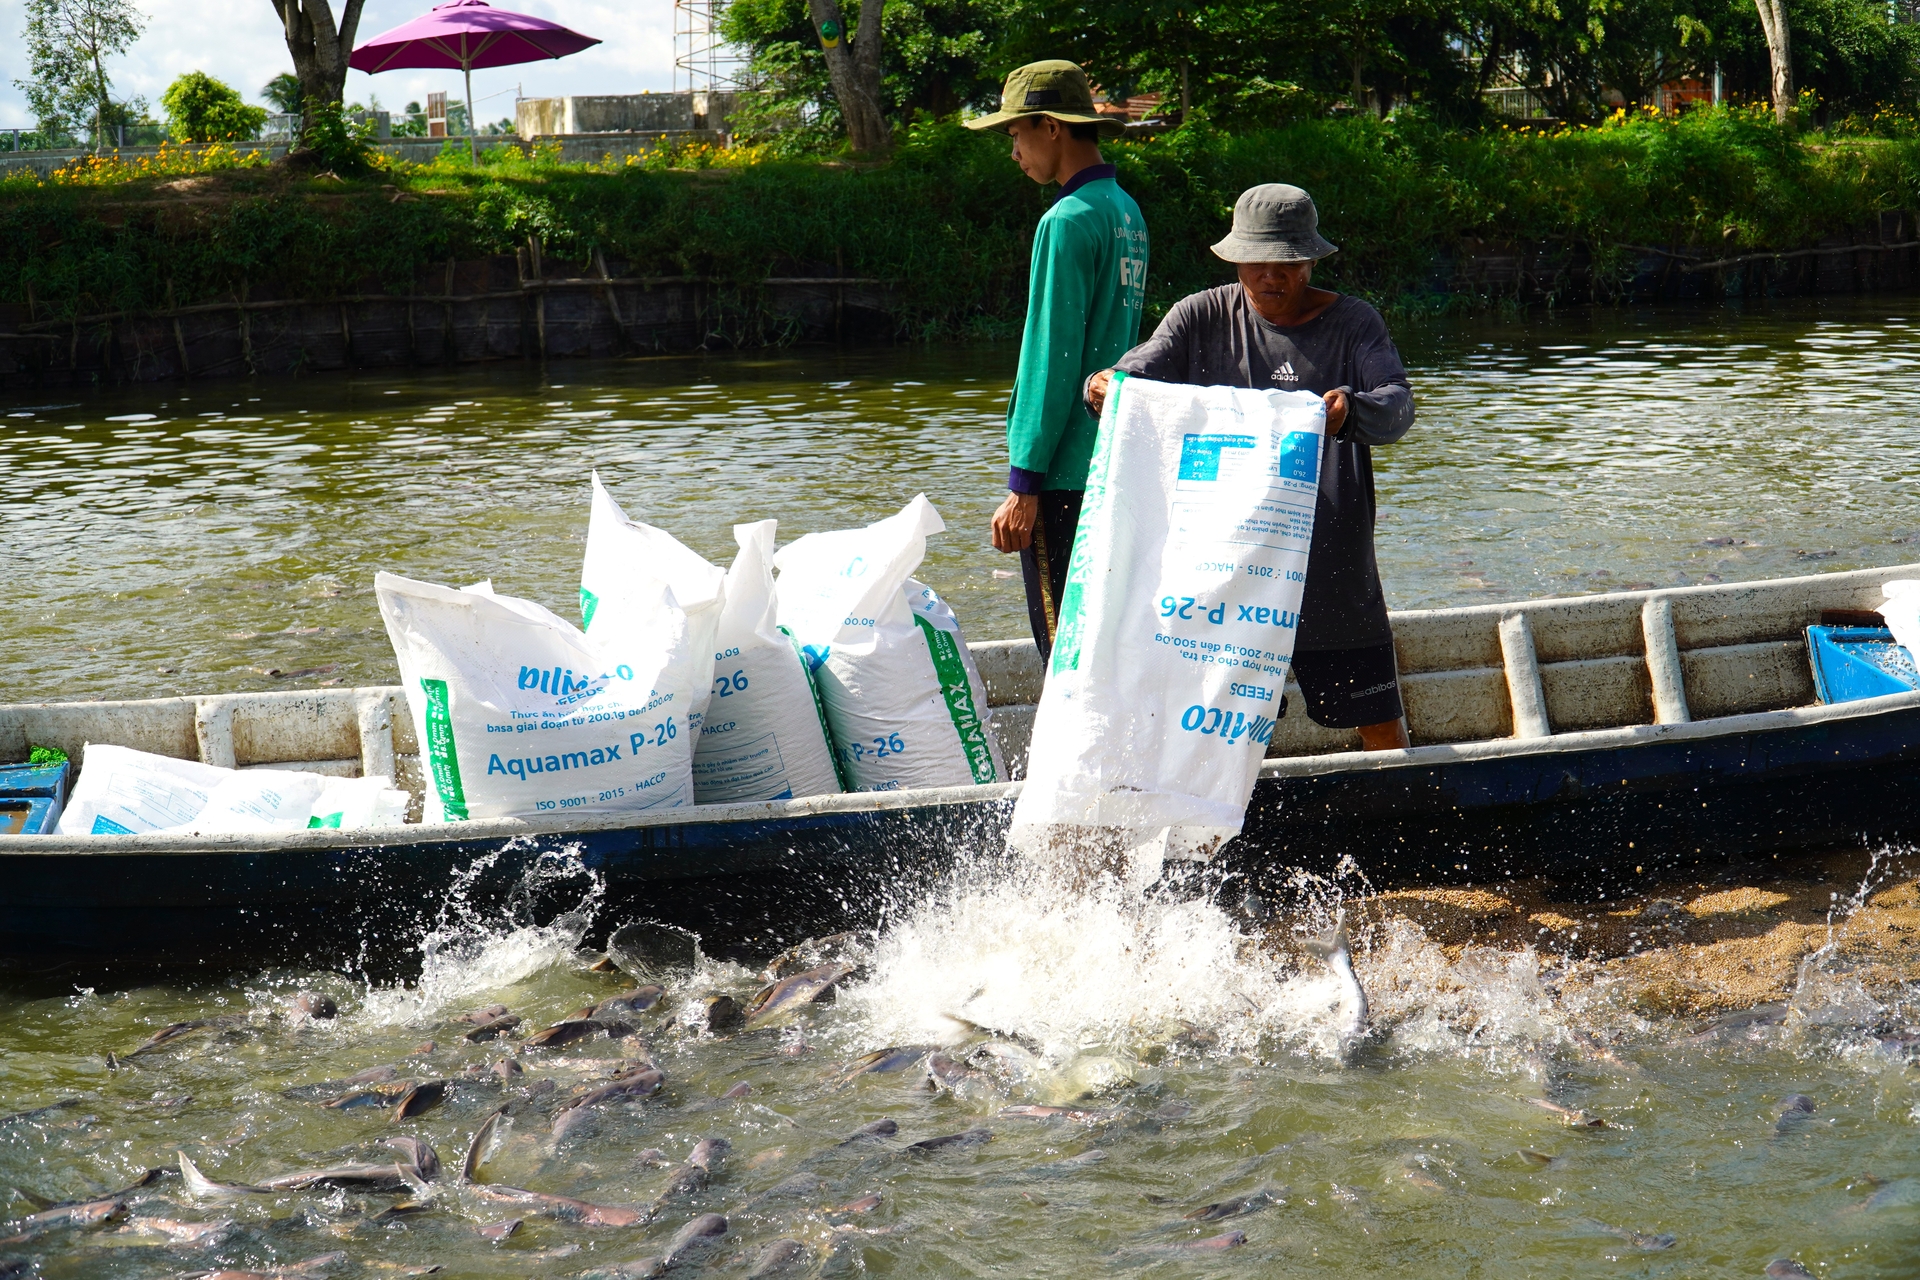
left=722, top=0, right=1918, bottom=139
left=727, top=0, right=1010, bottom=149
left=261, top=71, right=303, bottom=114
left=163, top=71, right=270, bottom=141
left=13, top=0, right=147, bottom=148
left=267, top=0, right=368, bottom=158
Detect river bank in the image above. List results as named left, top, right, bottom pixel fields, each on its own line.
left=8, top=110, right=1920, bottom=387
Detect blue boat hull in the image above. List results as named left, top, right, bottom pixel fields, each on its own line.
left=3, top=701, right=1917, bottom=978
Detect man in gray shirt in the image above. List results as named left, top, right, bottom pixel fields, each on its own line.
left=1088, top=183, right=1414, bottom=749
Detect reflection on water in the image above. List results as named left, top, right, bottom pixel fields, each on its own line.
left=7, top=297, right=1920, bottom=700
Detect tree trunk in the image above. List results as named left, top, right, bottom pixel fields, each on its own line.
left=806, top=0, right=889, bottom=154
left=1753, top=0, right=1792, bottom=123
left=268, top=0, right=368, bottom=141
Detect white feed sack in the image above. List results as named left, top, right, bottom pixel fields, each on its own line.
left=581, top=471, right=727, bottom=738
left=1010, top=374, right=1326, bottom=868
left=693, top=520, right=844, bottom=803
left=1879, top=580, right=1920, bottom=662
left=775, top=494, right=1004, bottom=792
left=55, top=744, right=408, bottom=836
left=377, top=572, right=702, bottom=822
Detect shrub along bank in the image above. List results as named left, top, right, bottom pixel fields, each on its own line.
left=6, top=107, right=1920, bottom=342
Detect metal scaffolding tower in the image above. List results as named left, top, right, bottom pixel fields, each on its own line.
left=675, top=0, right=744, bottom=92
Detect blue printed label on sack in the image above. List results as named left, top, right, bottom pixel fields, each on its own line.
left=1177, top=433, right=1257, bottom=483
left=1278, top=431, right=1320, bottom=483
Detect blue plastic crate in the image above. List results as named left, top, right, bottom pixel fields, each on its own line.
left=0, top=761, right=69, bottom=834
left=1806, top=625, right=1920, bottom=704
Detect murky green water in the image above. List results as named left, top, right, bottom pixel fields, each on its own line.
left=0, top=860, right=1916, bottom=1280
left=7, top=297, right=1920, bottom=700
left=5, top=298, right=1920, bottom=1277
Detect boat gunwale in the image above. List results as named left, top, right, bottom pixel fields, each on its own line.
left=6, top=689, right=1916, bottom=858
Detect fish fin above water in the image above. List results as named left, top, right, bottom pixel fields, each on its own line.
left=1302, top=907, right=1354, bottom=960
left=463, top=1107, right=508, bottom=1185
left=8, top=1187, right=55, bottom=1212
left=177, top=1152, right=265, bottom=1199
left=397, top=1162, right=434, bottom=1201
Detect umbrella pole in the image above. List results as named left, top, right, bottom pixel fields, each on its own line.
left=464, top=62, right=478, bottom=165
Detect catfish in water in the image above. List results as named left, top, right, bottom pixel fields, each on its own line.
left=390, top=1080, right=448, bottom=1121
left=663, top=1213, right=728, bottom=1265
left=747, top=1238, right=811, bottom=1277
left=552, top=1065, right=665, bottom=1122
left=1774, top=1094, right=1816, bottom=1135
left=178, top=1153, right=274, bottom=1200
left=839, top=1047, right=928, bottom=1082
left=1303, top=907, right=1369, bottom=1048
left=1578, top=1217, right=1676, bottom=1250
left=907, top=1128, right=993, bottom=1153
left=107, top=1016, right=245, bottom=1067
left=452, top=1004, right=510, bottom=1025
left=460, top=1106, right=646, bottom=1227
left=0, top=1099, right=81, bottom=1127
left=653, top=1137, right=729, bottom=1206
left=761, top=932, right=862, bottom=981
left=604, top=920, right=700, bottom=984
left=1184, top=1188, right=1282, bottom=1221
left=462, top=1015, right=521, bottom=1043
left=743, top=963, right=855, bottom=1028
left=10, top=1167, right=165, bottom=1212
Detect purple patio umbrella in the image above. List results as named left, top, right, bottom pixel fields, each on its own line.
left=351, top=0, right=601, bottom=162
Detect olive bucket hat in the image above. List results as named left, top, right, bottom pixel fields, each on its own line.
left=1211, top=184, right=1339, bottom=263
left=966, top=60, right=1124, bottom=138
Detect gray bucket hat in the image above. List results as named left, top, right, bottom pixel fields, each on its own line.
left=1211, top=184, right=1339, bottom=263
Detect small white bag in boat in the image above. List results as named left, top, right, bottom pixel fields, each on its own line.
left=376, top=572, right=700, bottom=822
left=55, top=744, right=409, bottom=836
left=774, top=494, right=1003, bottom=792
left=580, top=472, right=726, bottom=739
left=1879, top=580, right=1920, bottom=663
left=1010, top=373, right=1326, bottom=865
left=692, top=520, right=844, bottom=803
left=181, top=768, right=329, bottom=834
left=56, top=744, right=232, bottom=835
left=309, top=775, right=413, bottom=829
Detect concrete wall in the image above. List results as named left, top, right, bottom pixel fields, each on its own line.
left=0, top=250, right=900, bottom=389
left=517, top=92, right=745, bottom=139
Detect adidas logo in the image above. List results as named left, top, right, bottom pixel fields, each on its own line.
left=1270, top=361, right=1299, bottom=383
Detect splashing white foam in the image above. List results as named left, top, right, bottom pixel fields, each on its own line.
left=843, top=867, right=1287, bottom=1058
left=834, top=855, right=1576, bottom=1073
left=358, top=842, right=603, bottom=1027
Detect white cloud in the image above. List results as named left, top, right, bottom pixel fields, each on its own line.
left=0, top=0, right=680, bottom=130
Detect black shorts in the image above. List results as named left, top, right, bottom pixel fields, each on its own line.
left=1292, top=640, right=1404, bottom=729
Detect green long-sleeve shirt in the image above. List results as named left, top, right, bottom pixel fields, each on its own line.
left=1005, top=166, right=1148, bottom=493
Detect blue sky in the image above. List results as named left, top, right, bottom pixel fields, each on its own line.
left=0, top=0, right=684, bottom=130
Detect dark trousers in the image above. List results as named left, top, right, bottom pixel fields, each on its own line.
left=1020, top=490, right=1085, bottom=665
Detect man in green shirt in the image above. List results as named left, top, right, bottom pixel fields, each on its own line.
left=969, top=60, right=1149, bottom=661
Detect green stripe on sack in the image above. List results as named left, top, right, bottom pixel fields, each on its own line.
left=913, top=615, right=998, bottom=784
left=781, top=625, right=853, bottom=792
left=1051, top=370, right=1126, bottom=675
left=421, top=677, right=469, bottom=820
left=579, top=586, right=599, bottom=631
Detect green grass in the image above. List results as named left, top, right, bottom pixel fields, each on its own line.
left=7, top=106, right=1920, bottom=340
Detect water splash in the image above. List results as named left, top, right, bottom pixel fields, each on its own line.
left=358, top=839, right=604, bottom=1027
left=834, top=851, right=1566, bottom=1072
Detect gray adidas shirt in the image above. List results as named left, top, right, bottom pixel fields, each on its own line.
left=1113, top=286, right=1414, bottom=652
